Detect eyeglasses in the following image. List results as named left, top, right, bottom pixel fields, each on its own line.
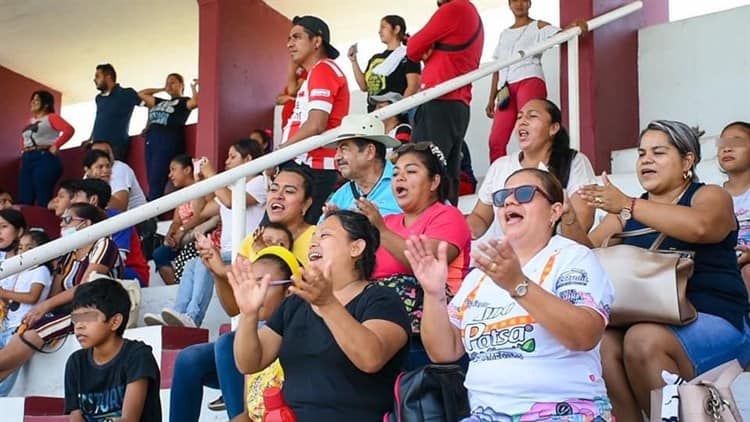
left=61, top=214, right=86, bottom=225
left=492, top=185, right=553, bottom=207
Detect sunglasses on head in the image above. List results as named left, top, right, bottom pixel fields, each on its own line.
left=61, top=214, right=85, bottom=225
left=492, top=185, right=553, bottom=207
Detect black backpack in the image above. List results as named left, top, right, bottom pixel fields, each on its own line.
left=384, top=364, right=471, bottom=422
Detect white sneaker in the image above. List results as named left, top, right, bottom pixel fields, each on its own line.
left=143, top=313, right=166, bottom=326
left=161, top=308, right=197, bottom=328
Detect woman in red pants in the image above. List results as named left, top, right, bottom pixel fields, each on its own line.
left=486, top=0, right=587, bottom=162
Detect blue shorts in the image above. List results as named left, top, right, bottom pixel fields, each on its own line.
left=668, top=312, right=750, bottom=375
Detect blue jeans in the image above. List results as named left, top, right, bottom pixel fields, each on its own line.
left=169, top=331, right=244, bottom=421
left=668, top=313, right=750, bottom=375
left=18, top=150, right=63, bottom=207
left=0, top=326, right=20, bottom=396
left=173, top=253, right=230, bottom=326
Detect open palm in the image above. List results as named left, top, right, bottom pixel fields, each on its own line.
left=226, top=257, right=269, bottom=316
left=404, top=235, right=448, bottom=298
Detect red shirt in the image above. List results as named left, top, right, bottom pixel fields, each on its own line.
left=407, top=0, right=483, bottom=105
left=282, top=59, right=350, bottom=170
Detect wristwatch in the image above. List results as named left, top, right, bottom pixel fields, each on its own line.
left=510, top=278, right=529, bottom=299
left=619, top=197, right=636, bottom=223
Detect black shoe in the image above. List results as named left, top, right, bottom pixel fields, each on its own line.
left=208, top=395, right=225, bottom=412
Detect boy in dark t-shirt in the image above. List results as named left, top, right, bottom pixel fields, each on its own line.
left=64, top=278, right=161, bottom=421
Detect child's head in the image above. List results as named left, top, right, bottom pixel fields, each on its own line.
left=253, top=222, right=294, bottom=254
left=169, top=154, right=194, bottom=188
left=19, top=229, right=53, bottom=270
left=719, top=121, right=750, bottom=175
left=252, top=246, right=301, bottom=320
left=71, top=278, right=131, bottom=347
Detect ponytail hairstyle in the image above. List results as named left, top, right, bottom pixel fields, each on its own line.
left=541, top=99, right=577, bottom=188
left=382, top=15, right=407, bottom=44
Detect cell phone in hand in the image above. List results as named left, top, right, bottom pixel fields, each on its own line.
left=193, top=157, right=207, bottom=177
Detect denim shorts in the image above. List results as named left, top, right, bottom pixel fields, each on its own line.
left=668, top=312, right=750, bottom=375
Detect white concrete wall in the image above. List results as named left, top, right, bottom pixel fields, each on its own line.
left=639, top=6, right=750, bottom=137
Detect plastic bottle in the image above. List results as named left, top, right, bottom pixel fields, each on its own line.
left=263, top=387, right=296, bottom=422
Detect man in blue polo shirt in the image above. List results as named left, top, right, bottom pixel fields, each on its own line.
left=90, top=63, right=140, bottom=162
left=323, top=114, right=402, bottom=218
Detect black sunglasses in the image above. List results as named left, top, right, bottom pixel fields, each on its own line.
left=492, top=185, right=553, bottom=207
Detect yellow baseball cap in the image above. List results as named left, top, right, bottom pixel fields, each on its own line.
left=252, top=246, right=303, bottom=283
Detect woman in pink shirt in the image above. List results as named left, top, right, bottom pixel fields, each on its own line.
left=359, top=142, right=471, bottom=368
left=18, top=90, right=75, bottom=207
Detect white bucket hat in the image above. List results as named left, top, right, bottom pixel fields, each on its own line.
left=330, top=114, right=401, bottom=148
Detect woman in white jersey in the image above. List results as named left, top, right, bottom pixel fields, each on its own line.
left=407, top=168, right=614, bottom=420
left=486, top=0, right=587, bottom=162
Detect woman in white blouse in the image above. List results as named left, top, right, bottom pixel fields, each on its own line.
left=486, top=0, right=587, bottom=162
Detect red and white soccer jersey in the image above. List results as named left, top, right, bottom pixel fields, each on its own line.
left=282, top=59, right=350, bottom=170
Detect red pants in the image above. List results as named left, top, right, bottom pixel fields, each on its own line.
left=488, top=77, right=548, bottom=162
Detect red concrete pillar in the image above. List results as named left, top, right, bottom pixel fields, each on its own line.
left=197, top=0, right=291, bottom=164
left=560, top=0, right=668, bottom=172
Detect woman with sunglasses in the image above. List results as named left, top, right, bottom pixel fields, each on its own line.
left=231, top=210, right=410, bottom=421
left=562, top=120, right=750, bottom=420
left=407, top=168, right=614, bottom=420
left=0, top=203, right=123, bottom=385
left=468, top=99, right=595, bottom=243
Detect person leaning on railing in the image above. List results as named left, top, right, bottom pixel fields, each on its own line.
left=560, top=120, right=750, bottom=420
left=409, top=168, right=614, bottom=421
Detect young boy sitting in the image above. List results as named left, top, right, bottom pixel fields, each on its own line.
left=64, top=278, right=161, bottom=421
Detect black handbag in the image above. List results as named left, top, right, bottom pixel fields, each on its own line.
left=384, top=364, right=471, bottom=422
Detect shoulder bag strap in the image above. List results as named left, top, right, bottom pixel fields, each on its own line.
left=434, top=21, right=483, bottom=52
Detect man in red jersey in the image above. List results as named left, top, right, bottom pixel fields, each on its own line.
left=407, top=0, right=483, bottom=205
left=280, top=15, right=350, bottom=223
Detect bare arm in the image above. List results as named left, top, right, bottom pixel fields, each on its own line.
left=0, top=283, right=45, bottom=305
left=514, top=281, right=605, bottom=351
left=625, top=186, right=735, bottom=244
left=404, top=73, right=420, bottom=97
left=421, top=292, right=465, bottom=362
left=69, top=410, right=85, bottom=422
left=317, top=302, right=408, bottom=373
left=137, top=88, right=162, bottom=108
left=108, top=190, right=130, bottom=212
left=187, top=79, right=199, bottom=110
left=466, top=201, right=494, bottom=240
left=119, top=378, right=148, bottom=422
left=234, top=316, right=283, bottom=374
left=348, top=48, right=368, bottom=92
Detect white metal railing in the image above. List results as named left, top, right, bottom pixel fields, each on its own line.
left=0, top=1, right=642, bottom=279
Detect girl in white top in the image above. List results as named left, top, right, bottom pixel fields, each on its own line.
left=0, top=221, right=53, bottom=396
left=469, top=99, right=595, bottom=245
left=486, top=0, right=587, bottom=161
left=407, top=168, right=614, bottom=420
left=718, top=121, right=750, bottom=291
